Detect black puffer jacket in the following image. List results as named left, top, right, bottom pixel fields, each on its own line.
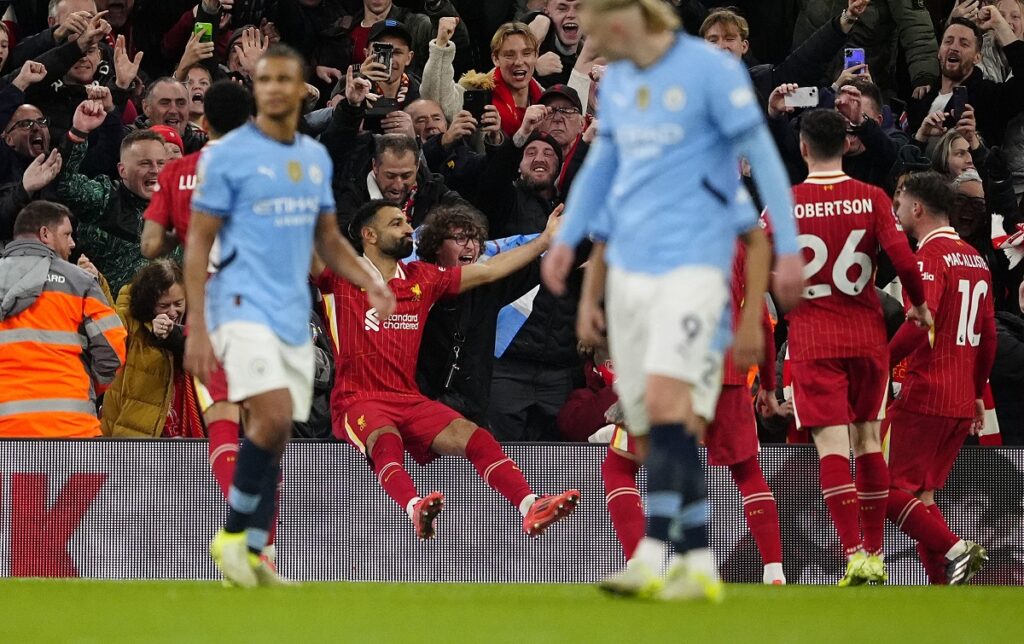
left=471, top=138, right=559, bottom=238
left=324, top=100, right=463, bottom=230
left=499, top=266, right=584, bottom=370
left=991, top=311, right=1024, bottom=445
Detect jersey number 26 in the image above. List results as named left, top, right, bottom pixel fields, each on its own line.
left=798, top=230, right=871, bottom=300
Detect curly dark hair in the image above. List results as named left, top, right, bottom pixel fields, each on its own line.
left=129, top=259, right=183, bottom=324
left=416, top=203, right=489, bottom=264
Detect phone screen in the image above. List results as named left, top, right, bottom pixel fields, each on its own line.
left=844, top=48, right=865, bottom=72
left=194, top=22, right=213, bottom=43
left=372, top=43, right=394, bottom=72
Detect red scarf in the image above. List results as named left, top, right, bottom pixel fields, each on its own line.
left=162, top=369, right=204, bottom=439
left=492, top=68, right=543, bottom=136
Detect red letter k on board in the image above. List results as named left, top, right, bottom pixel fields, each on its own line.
left=10, top=473, right=107, bottom=577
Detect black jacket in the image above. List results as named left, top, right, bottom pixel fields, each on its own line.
left=471, top=138, right=559, bottom=238
left=498, top=267, right=584, bottom=370
left=420, top=134, right=486, bottom=201
left=909, top=40, right=1024, bottom=147
left=747, top=17, right=850, bottom=110
left=991, top=311, right=1024, bottom=445
left=324, top=100, right=463, bottom=230
left=417, top=260, right=541, bottom=426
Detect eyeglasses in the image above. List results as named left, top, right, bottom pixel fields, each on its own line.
left=444, top=233, right=475, bottom=245
left=5, top=117, right=48, bottom=134
left=549, top=107, right=581, bottom=117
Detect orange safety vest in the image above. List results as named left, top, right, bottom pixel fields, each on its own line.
left=0, top=241, right=127, bottom=438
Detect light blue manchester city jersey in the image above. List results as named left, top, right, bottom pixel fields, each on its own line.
left=192, top=122, right=335, bottom=345
left=560, top=34, right=766, bottom=275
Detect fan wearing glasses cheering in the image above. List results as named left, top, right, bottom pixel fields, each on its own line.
left=1, top=64, right=67, bottom=242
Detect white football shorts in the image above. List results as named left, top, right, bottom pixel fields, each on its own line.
left=605, top=264, right=729, bottom=436
left=210, top=321, right=314, bottom=422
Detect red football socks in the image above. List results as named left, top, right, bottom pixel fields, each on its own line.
left=370, top=432, right=418, bottom=511
left=601, top=449, right=644, bottom=560
left=855, top=452, right=889, bottom=554
left=207, top=419, right=240, bottom=498
left=465, top=429, right=532, bottom=508
left=819, top=454, right=862, bottom=555
left=924, top=503, right=954, bottom=583
left=730, top=455, right=783, bottom=565
left=888, top=489, right=959, bottom=553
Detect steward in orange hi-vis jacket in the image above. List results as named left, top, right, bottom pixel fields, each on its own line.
left=0, top=240, right=127, bottom=438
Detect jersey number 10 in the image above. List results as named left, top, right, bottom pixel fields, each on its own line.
left=956, top=279, right=988, bottom=347
left=798, top=230, right=872, bottom=299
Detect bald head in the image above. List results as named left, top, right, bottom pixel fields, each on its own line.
left=405, top=99, right=447, bottom=143
left=52, top=0, right=98, bottom=26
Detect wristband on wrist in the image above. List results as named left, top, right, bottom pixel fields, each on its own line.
left=68, top=126, right=88, bottom=142
left=841, top=9, right=858, bottom=24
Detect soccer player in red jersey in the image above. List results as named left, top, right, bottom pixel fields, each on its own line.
left=886, top=171, right=993, bottom=584
left=785, top=109, right=932, bottom=586
left=315, top=199, right=579, bottom=539
left=597, top=229, right=786, bottom=585
left=708, top=237, right=786, bottom=585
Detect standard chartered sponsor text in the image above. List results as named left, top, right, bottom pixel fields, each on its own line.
left=383, top=314, right=419, bottom=331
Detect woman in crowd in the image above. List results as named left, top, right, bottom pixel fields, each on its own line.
left=101, top=259, right=203, bottom=438
left=929, top=129, right=983, bottom=181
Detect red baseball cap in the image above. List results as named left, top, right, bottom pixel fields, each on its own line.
left=149, top=124, right=184, bottom=153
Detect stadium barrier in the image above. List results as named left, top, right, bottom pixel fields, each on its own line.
left=0, top=441, right=1021, bottom=584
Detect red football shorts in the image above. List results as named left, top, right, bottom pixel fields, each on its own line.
left=194, top=363, right=229, bottom=413
left=885, top=403, right=970, bottom=491
left=704, top=384, right=759, bottom=466
left=335, top=395, right=463, bottom=465
left=789, top=355, right=888, bottom=429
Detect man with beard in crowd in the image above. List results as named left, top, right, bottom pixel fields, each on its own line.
left=909, top=9, right=1024, bottom=146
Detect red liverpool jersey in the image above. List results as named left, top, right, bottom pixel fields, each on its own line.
left=317, top=259, right=461, bottom=405
left=898, top=228, right=996, bottom=418
left=143, top=149, right=202, bottom=246
left=721, top=240, right=776, bottom=390
left=786, top=171, right=925, bottom=360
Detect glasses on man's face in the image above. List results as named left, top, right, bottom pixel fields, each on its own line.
left=445, top=233, right=475, bottom=245
left=548, top=107, right=581, bottom=118
left=5, top=117, right=48, bottom=134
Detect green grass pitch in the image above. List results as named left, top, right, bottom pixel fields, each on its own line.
left=2, top=580, right=1021, bottom=643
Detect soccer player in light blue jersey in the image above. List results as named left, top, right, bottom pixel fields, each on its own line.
left=541, top=0, right=805, bottom=601
left=183, top=44, right=396, bottom=588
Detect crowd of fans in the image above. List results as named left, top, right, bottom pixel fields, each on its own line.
left=1, top=0, right=1024, bottom=446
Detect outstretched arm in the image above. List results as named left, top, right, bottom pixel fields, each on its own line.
left=461, top=204, right=563, bottom=293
